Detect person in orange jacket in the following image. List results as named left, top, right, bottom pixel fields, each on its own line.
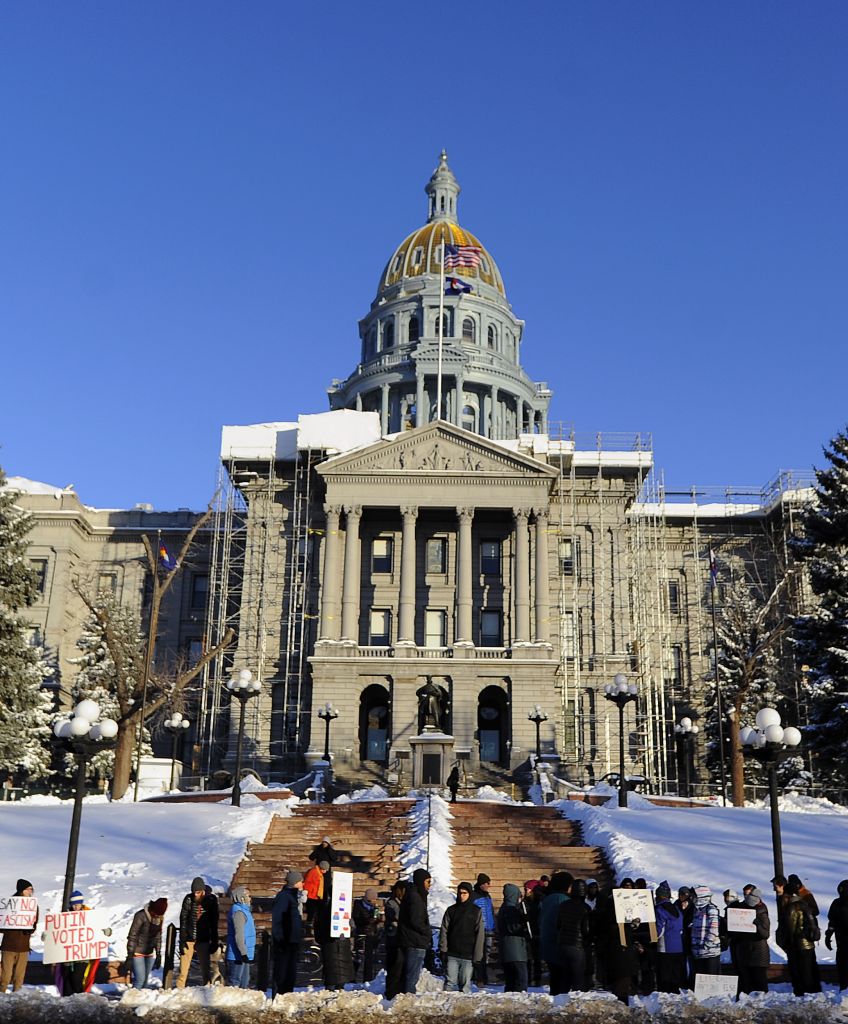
left=303, top=860, right=329, bottom=927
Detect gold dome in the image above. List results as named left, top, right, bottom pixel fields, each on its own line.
left=379, top=220, right=505, bottom=296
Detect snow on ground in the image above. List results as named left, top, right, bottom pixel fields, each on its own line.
left=0, top=793, right=294, bottom=961
left=397, top=792, right=454, bottom=926
left=561, top=791, right=848, bottom=965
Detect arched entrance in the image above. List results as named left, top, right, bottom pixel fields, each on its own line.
left=477, top=685, right=509, bottom=765
left=359, top=684, right=391, bottom=763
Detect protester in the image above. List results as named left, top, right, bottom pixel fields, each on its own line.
left=472, top=873, right=495, bottom=985
left=539, top=871, right=572, bottom=995
left=61, top=890, right=99, bottom=995
left=175, top=876, right=219, bottom=988
left=523, top=880, right=543, bottom=987
left=735, top=885, right=770, bottom=995
left=0, top=879, right=37, bottom=993
left=398, top=868, right=431, bottom=993
left=304, top=860, right=329, bottom=928
left=439, top=882, right=484, bottom=992
left=352, top=887, right=383, bottom=983
left=555, top=878, right=590, bottom=993
left=384, top=880, right=407, bottom=1000
left=689, top=885, right=721, bottom=979
left=655, top=882, right=686, bottom=994
left=787, top=873, right=822, bottom=991
left=226, top=885, right=255, bottom=989
left=498, top=883, right=529, bottom=992
left=825, top=879, right=848, bottom=990
left=271, top=870, right=304, bottom=995
left=315, top=875, right=354, bottom=992
left=777, top=888, right=821, bottom=996
left=308, top=837, right=337, bottom=866
left=125, top=897, right=167, bottom=990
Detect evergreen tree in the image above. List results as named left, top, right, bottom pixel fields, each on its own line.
left=791, top=428, right=848, bottom=788
left=0, top=467, right=55, bottom=779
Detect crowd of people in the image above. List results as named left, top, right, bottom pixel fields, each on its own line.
left=2, top=857, right=847, bottom=999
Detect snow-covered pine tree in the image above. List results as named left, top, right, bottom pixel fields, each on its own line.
left=0, top=467, right=55, bottom=780
left=704, top=575, right=783, bottom=805
left=791, top=428, right=848, bottom=790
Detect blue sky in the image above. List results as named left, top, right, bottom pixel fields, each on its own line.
left=1, top=2, right=846, bottom=509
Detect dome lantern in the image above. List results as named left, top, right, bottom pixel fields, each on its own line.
left=425, top=149, right=460, bottom=224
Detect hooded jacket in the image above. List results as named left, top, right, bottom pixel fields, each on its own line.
left=690, top=892, right=721, bottom=959
left=398, top=870, right=431, bottom=950
left=655, top=898, right=684, bottom=955
left=226, top=886, right=256, bottom=962
left=126, top=906, right=164, bottom=959
left=734, top=899, right=770, bottom=968
left=827, top=880, right=848, bottom=944
left=497, top=884, right=529, bottom=963
left=440, top=887, right=484, bottom=961
left=271, top=884, right=304, bottom=946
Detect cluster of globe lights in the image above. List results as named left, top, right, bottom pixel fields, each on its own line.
left=53, top=699, right=118, bottom=742
left=226, top=668, right=261, bottom=695
left=675, top=716, right=699, bottom=736
left=604, top=673, right=638, bottom=697
left=739, top=707, right=802, bottom=749
left=165, top=711, right=190, bottom=731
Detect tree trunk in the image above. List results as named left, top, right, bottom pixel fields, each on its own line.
left=110, top=722, right=137, bottom=800
left=730, top=705, right=745, bottom=807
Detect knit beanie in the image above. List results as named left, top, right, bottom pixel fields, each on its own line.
left=694, top=884, right=712, bottom=902
left=319, top=860, right=330, bottom=870
left=191, top=876, right=205, bottom=893
left=476, top=873, right=491, bottom=887
left=656, top=881, right=671, bottom=899
left=70, top=890, right=85, bottom=906
left=149, top=898, right=168, bottom=916
left=286, top=870, right=303, bottom=886
left=724, top=889, right=739, bottom=902
left=15, top=879, right=32, bottom=895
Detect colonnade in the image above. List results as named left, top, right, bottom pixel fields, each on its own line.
left=317, top=504, right=551, bottom=648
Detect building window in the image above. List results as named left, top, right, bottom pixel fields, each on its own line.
left=369, top=609, right=391, bottom=646
left=480, top=540, right=501, bottom=576
left=391, top=254, right=402, bottom=275
left=30, top=559, right=48, bottom=597
left=487, top=324, right=497, bottom=349
left=426, top=537, right=447, bottom=574
left=190, top=574, right=209, bottom=611
left=559, top=538, right=581, bottom=578
left=435, top=311, right=450, bottom=337
left=383, top=320, right=394, bottom=349
left=97, top=572, right=117, bottom=596
left=186, top=638, right=204, bottom=666
left=461, top=404, right=477, bottom=432
left=372, top=537, right=393, bottom=574
left=408, top=315, right=419, bottom=342
left=480, top=255, right=490, bottom=273
left=665, top=644, right=684, bottom=689
left=462, top=317, right=475, bottom=342
left=412, top=246, right=424, bottom=267
left=425, top=609, right=447, bottom=648
left=667, top=580, right=680, bottom=616
left=480, top=609, right=503, bottom=647
left=560, top=609, right=576, bottom=659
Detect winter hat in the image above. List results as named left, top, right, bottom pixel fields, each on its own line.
left=15, top=879, right=32, bottom=895
left=694, top=885, right=712, bottom=901
left=457, top=881, right=474, bottom=896
left=786, top=874, right=803, bottom=894
left=286, top=870, right=303, bottom=885
left=412, top=868, right=431, bottom=887
left=723, top=889, right=739, bottom=902
left=322, top=836, right=332, bottom=843
left=69, top=890, right=85, bottom=906
left=744, top=889, right=762, bottom=907
left=476, top=873, right=491, bottom=887
left=149, top=898, right=168, bottom=916
left=656, top=881, right=672, bottom=899
left=620, top=878, right=634, bottom=889
left=771, top=874, right=787, bottom=886
left=586, top=878, right=599, bottom=888
left=191, top=876, right=206, bottom=893
left=524, top=879, right=541, bottom=891
left=838, top=880, right=848, bottom=898
left=319, top=860, right=330, bottom=870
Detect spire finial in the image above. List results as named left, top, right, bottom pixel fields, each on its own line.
left=425, top=150, right=460, bottom=224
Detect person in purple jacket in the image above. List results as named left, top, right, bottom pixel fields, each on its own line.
left=654, top=882, right=686, bottom=993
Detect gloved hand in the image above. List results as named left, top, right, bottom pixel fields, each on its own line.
left=153, top=955, right=162, bottom=970
left=121, top=960, right=132, bottom=977
left=825, top=932, right=833, bottom=950
left=178, top=945, right=186, bottom=957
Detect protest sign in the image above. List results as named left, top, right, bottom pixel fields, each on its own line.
left=612, top=888, right=657, bottom=943
left=42, top=909, right=110, bottom=965
left=726, top=907, right=756, bottom=933
left=329, top=870, right=353, bottom=938
left=0, top=896, right=38, bottom=930
left=694, top=973, right=738, bottom=1000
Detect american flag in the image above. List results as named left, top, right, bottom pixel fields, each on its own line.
left=444, top=243, right=482, bottom=270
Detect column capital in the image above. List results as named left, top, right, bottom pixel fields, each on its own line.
left=324, top=504, right=343, bottom=519
left=343, top=504, right=362, bottom=519
left=400, top=505, right=419, bottom=521
left=456, top=506, right=475, bottom=522
left=532, top=507, right=549, bottom=523
left=512, top=507, right=531, bottom=523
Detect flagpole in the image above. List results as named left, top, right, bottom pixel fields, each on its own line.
left=436, top=237, right=445, bottom=421
left=708, top=540, right=728, bottom=806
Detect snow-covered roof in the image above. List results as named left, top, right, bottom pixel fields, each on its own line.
left=632, top=501, right=764, bottom=519
left=220, top=411, right=382, bottom=462
left=1, top=476, right=72, bottom=497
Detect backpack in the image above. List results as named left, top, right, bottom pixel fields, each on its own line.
left=802, top=907, right=821, bottom=943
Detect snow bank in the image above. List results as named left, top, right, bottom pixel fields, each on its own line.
left=334, top=785, right=391, bottom=804
left=398, top=793, right=454, bottom=926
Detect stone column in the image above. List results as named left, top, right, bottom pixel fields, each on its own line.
left=381, top=383, right=390, bottom=435
left=398, top=506, right=418, bottom=644
left=456, top=507, right=475, bottom=645
left=340, top=505, right=362, bottom=643
left=319, top=505, right=343, bottom=641
left=533, top=508, right=550, bottom=643
left=454, top=375, right=464, bottom=426
left=490, top=385, right=499, bottom=439
left=513, top=507, right=531, bottom=644
left=416, top=375, right=425, bottom=427
left=482, top=392, right=491, bottom=439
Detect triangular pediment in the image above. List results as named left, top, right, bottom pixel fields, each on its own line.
left=318, top=422, right=558, bottom=479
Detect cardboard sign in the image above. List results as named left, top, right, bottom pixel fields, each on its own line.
left=612, top=888, right=657, bottom=944
left=0, top=896, right=38, bottom=930
left=726, top=907, right=756, bottom=933
left=329, top=870, right=353, bottom=939
left=42, top=909, right=110, bottom=965
left=694, top=973, right=738, bottom=1000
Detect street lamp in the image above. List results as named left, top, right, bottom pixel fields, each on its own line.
left=740, top=708, right=802, bottom=878
left=674, top=717, right=700, bottom=798
left=225, top=669, right=262, bottom=808
left=53, top=701, right=118, bottom=911
left=603, top=673, right=639, bottom=808
left=317, top=702, right=339, bottom=761
left=165, top=712, right=190, bottom=791
left=528, top=705, right=548, bottom=759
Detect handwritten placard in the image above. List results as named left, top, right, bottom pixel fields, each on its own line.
left=726, top=907, right=756, bottom=933
left=42, top=909, right=110, bottom=965
left=329, top=870, right=353, bottom=939
left=694, top=973, right=738, bottom=1000
left=0, top=896, right=38, bottom=930
left=611, top=888, right=657, bottom=943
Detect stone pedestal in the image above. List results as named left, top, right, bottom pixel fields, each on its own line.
left=410, top=728, right=455, bottom=788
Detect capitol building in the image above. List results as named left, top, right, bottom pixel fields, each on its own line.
left=13, top=154, right=812, bottom=793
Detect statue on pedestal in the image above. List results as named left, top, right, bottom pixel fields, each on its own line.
left=416, top=677, right=446, bottom=731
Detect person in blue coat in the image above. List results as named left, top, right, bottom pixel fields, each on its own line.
left=226, top=885, right=256, bottom=989
left=472, top=873, right=496, bottom=984
left=654, top=882, right=685, bottom=993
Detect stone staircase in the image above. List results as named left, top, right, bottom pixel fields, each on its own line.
left=449, top=800, right=613, bottom=893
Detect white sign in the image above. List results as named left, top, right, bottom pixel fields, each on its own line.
left=612, top=888, right=656, bottom=925
left=42, top=909, right=110, bottom=965
left=694, top=973, right=738, bottom=1000
left=726, top=907, right=756, bottom=933
left=0, top=896, right=38, bottom=930
left=329, top=870, right=353, bottom=939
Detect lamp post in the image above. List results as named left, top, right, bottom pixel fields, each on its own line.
left=225, top=669, right=262, bottom=808
left=53, top=701, right=118, bottom=911
left=674, top=717, right=699, bottom=797
left=528, top=705, right=548, bottom=760
left=740, top=708, right=802, bottom=878
left=603, top=673, right=639, bottom=808
left=317, top=702, right=339, bottom=761
left=165, top=712, right=190, bottom=791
